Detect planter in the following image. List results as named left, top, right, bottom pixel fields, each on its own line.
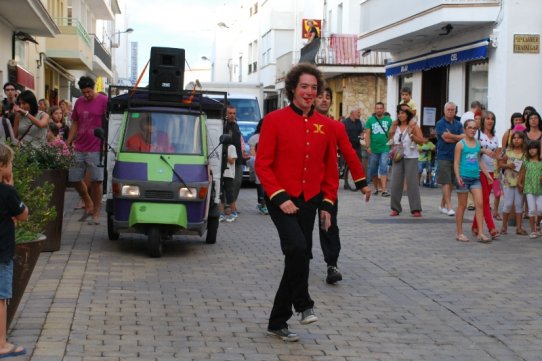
left=7, top=236, right=45, bottom=330
left=35, top=169, right=68, bottom=252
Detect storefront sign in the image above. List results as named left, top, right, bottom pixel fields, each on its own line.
left=513, top=34, right=540, bottom=54
left=422, top=107, right=436, bottom=127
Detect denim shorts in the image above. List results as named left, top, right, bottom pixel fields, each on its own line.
left=0, top=259, right=14, bottom=299
left=369, top=152, right=390, bottom=178
left=456, top=176, right=481, bottom=193
left=68, top=151, right=104, bottom=182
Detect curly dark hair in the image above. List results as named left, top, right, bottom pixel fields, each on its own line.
left=526, top=112, right=542, bottom=132
left=284, top=63, right=323, bottom=103
left=77, top=76, right=95, bottom=90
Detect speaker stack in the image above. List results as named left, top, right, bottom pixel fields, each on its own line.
left=148, top=47, right=185, bottom=101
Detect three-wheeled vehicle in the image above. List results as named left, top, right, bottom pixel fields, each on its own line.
left=99, top=79, right=229, bottom=257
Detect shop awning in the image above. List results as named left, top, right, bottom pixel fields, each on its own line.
left=385, top=39, right=489, bottom=77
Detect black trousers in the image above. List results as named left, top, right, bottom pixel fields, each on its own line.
left=266, top=194, right=319, bottom=330
left=318, top=200, right=340, bottom=267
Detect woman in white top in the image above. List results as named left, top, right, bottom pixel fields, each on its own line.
left=388, top=106, right=424, bottom=217
left=472, top=111, right=500, bottom=239
left=13, top=90, right=49, bottom=145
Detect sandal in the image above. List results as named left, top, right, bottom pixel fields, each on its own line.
left=500, top=228, right=508, bottom=235
left=529, top=232, right=538, bottom=239
left=489, top=229, right=500, bottom=239
left=477, top=235, right=492, bottom=243
left=389, top=210, right=399, bottom=216
left=456, top=234, right=469, bottom=242
left=516, top=229, right=528, bottom=236
left=493, top=214, right=502, bottom=221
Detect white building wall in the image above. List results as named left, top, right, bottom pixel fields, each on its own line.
left=0, top=25, right=12, bottom=86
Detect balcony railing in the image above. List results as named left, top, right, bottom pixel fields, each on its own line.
left=360, top=0, right=500, bottom=33
left=93, top=36, right=112, bottom=69
left=300, top=35, right=388, bottom=66
left=54, top=17, right=92, bottom=47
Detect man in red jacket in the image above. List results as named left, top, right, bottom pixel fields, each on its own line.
left=256, top=64, right=338, bottom=342
left=314, top=87, right=371, bottom=284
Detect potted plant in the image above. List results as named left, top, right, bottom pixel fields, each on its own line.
left=7, top=152, right=56, bottom=329
left=14, top=142, right=73, bottom=251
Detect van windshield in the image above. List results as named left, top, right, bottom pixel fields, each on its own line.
left=227, top=99, right=261, bottom=122
left=122, top=111, right=202, bottom=155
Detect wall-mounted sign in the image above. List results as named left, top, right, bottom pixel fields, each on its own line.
left=422, top=107, right=436, bottom=127
left=302, top=19, right=321, bottom=39
left=513, top=34, right=540, bottom=54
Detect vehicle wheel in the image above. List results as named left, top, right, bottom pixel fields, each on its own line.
left=344, top=168, right=357, bottom=191
left=206, top=216, right=219, bottom=244
left=147, top=226, right=163, bottom=258
left=107, top=212, right=119, bottom=241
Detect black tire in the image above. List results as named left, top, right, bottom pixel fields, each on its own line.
left=107, top=212, right=119, bottom=241
left=343, top=167, right=357, bottom=191
left=206, top=216, right=219, bottom=244
left=147, top=226, right=163, bottom=258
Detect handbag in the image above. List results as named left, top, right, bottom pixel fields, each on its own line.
left=390, top=144, right=404, bottom=163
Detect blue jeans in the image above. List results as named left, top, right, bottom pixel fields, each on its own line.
left=369, top=152, right=390, bottom=179
left=0, top=259, right=14, bottom=299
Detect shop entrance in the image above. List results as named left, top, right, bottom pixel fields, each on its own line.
left=421, top=66, right=448, bottom=135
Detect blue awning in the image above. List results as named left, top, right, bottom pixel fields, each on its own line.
left=385, top=39, right=489, bottom=77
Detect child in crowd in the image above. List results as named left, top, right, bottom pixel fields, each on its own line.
left=0, top=144, right=29, bottom=359
left=220, top=144, right=238, bottom=223
left=518, top=141, right=542, bottom=238
left=453, top=119, right=493, bottom=243
left=49, top=106, right=69, bottom=141
left=417, top=137, right=435, bottom=187
left=47, top=123, right=70, bottom=156
left=499, top=131, right=527, bottom=236
left=246, top=143, right=268, bottom=215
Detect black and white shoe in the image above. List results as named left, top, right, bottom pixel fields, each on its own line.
left=299, top=308, right=318, bottom=325
left=267, top=328, right=299, bottom=342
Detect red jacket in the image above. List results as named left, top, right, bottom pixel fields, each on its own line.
left=256, top=105, right=338, bottom=210
left=333, top=121, right=368, bottom=189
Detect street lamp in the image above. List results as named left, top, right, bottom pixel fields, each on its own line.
left=110, top=28, right=134, bottom=48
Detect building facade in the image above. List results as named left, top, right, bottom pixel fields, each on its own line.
left=359, top=0, right=542, bottom=137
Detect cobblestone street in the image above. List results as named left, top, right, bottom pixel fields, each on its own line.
left=8, top=184, right=542, bottom=361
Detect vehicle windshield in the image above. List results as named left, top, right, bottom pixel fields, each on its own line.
left=122, top=111, right=202, bottom=155
left=227, top=98, right=261, bottom=122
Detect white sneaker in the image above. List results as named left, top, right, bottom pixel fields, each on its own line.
left=447, top=209, right=456, bottom=216
left=439, top=207, right=448, bottom=215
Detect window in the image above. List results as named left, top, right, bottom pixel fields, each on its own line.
left=261, top=32, right=272, bottom=66
left=122, top=112, right=202, bottom=155
left=398, top=74, right=413, bottom=100
left=466, top=60, right=488, bottom=110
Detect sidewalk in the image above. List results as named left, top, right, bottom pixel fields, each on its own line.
left=8, top=185, right=542, bottom=361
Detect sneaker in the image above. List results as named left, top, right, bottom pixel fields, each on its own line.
left=381, top=191, right=390, bottom=197
left=439, top=207, right=448, bottom=215
left=219, top=213, right=226, bottom=222
left=372, top=190, right=379, bottom=195
left=446, top=209, right=456, bottom=216
left=262, top=207, right=269, bottom=215
left=299, top=308, right=318, bottom=325
left=267, top=328, right=299, bottom=342
left=257, top=204, right=266, bottom=215
left=225, top=215, right=236, bottom=223
left=231, top=211, right=239, bottom=219
left=326, top=266, right=343, bottom=284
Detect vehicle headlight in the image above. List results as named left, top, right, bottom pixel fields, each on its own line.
left=121, top=185, right=140, bottom=197
left=179, top=187, right=197, bottom=198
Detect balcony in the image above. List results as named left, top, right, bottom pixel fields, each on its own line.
left=0, top=0, right=59, bottom=37
left=46, top=18, right=93, bottom=71
left=93, top=36, right=112, bottom=77
left=300, top=35, right=388, bottom=78
left=359, top=0, right=501, bottom=51
left=87, top=0, right=114, bottom=20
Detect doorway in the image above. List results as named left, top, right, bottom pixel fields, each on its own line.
left=421, top=66, right=448, bottom=136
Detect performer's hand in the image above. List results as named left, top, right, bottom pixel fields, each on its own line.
left=360, top=186, right=371, bottom=202
left=320, top=210, right=331, bottom=231
left=279, top=200, right=299, bottom=214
